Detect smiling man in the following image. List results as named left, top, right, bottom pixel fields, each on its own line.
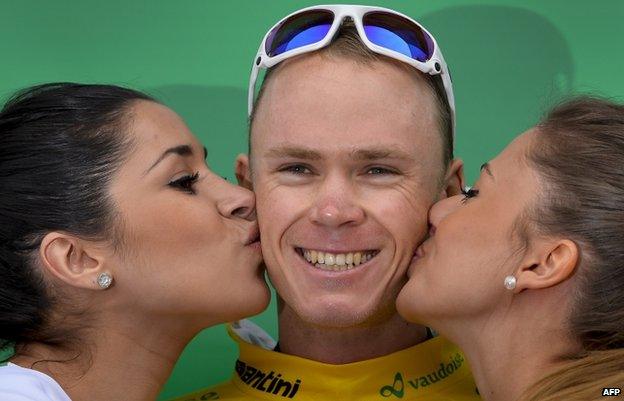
left=175, top=5, right=479, bottom=401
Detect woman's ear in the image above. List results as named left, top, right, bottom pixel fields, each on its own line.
left=39, top=232, right=109, bottom=290
left=514, top=238, right=579, bottom=292
left=235, top=153, right=253, bottom=190
left=440, top=158, right=464, bottom=199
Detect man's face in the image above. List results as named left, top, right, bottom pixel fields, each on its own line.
left=241, top=54, right=448, bottom=328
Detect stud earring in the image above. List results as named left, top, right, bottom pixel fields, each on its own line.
left=97, top=272, right=113, bottom=289
left=504, top=275, right=517, bottom=290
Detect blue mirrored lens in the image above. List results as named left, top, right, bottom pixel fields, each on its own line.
left=274, top=24, right=331, bottom=55
left=266, top=10, right=334, bottom=57
left=363, top=12, right=434, bottom=62
left=364, top=25, right=427, bottom=61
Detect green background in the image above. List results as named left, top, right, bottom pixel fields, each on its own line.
left=0, top=1, right=622, bottom=399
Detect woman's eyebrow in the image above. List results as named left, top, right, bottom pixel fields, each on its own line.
left=144, top=144, right=193, bottom=176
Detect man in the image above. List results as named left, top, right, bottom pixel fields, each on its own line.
left=175, top=5, right=479, bottom=400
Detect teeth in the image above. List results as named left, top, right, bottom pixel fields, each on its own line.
left=353, top=252, right=361, bottom=266
left=298, top=248, right=378, bottom=271
left=325, top=253, right=335, bottom=265
left=345, top=253, right=353, bottom=265
left=335, top=254, right=345, bottom=266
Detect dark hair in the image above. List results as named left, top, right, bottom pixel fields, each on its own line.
left=520, top=96, right=624, bottom=400
left=249, top=21, right=454, bottom=168
left=0, top=82, right=154, bottom=352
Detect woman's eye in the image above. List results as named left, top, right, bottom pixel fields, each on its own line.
left=279, top=165, right=312, bottom=175
left=460, top=186, right=479, bottom=203
left=168, top=171, right=200, bottom=194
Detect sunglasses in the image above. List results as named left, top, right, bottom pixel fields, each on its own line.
left=248, top=4, right=455, bottom=135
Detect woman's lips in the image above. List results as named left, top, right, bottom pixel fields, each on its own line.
left=415, top=244, right=425, bottom=259
left=407, top=242, right=427, bottom=277
left=246, top=240, right=262, bottom=251
left=244, top=225, right=261, bottom=246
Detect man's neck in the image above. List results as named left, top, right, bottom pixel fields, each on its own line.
left=277, top=304, right=429, bottom=364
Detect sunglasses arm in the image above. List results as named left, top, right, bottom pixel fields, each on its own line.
left=248, top=63, right=260, bottom=117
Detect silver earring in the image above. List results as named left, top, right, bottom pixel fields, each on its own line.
left=504, top=275, right=517, bottom=290
left=97, top=272, right=113, bottom=289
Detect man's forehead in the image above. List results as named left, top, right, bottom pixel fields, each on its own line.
left=263, top=144, right=420, bottom=161
left=259, top=54, right=434, bottom=114
left=250, top=54, right=443, bottom=166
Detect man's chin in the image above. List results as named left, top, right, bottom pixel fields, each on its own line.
left=288, top=297, right=394, bottom=329
left=299, top=310, right=371, bottom=329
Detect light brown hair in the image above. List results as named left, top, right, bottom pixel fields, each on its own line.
left=520, top=96, right=624, bottom=400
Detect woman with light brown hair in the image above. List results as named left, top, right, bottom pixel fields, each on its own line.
left=397, top=96, right=624, bottom=401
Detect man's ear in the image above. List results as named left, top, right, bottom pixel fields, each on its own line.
left=514, top=239, right=579, bottom=293
left=440, top=158, right=464, bottom=199
left=235, top=153, right=253, bottom=190
left=39, top=232, right=109, bottom=290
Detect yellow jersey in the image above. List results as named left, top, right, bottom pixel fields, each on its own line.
left=171, top=320, right=480, bottom=401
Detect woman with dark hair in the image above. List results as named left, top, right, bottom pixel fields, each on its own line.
left=0, top=83, right=270, bottom=400
left=397, top=96, right=624, bottom=401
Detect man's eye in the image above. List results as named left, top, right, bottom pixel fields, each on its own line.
left=367, top=167, right=397, bottom=175
left=279, top=165, right=312, bottom=175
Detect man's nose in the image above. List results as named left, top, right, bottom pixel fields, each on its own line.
left=428, top=195, right=463, bottom=231
left=308, top=177, right=365, bottom=228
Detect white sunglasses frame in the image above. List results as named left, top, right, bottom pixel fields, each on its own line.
left=248, top=4, right=456, bottom=135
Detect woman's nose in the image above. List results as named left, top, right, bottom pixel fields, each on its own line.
left=428, top=195, right=463, bottom=231
left=216, top=178, right=256, bottom=221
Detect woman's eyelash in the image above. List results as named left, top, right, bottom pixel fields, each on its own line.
left=169, top=171, right=200, bottom=194
left=460, top=187, right=479, bottom=203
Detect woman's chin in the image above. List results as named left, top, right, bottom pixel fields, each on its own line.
left=220, top=281, right=272, bottom=323
left=395, top=283, right=431, bottom=326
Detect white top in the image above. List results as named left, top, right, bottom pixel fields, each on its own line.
left=0, top=363, right=72, bottom=401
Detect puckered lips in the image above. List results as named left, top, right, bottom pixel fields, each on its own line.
left=407, top=241, right=428, bottom=277
left=243, top=224, right=262, bottom=251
